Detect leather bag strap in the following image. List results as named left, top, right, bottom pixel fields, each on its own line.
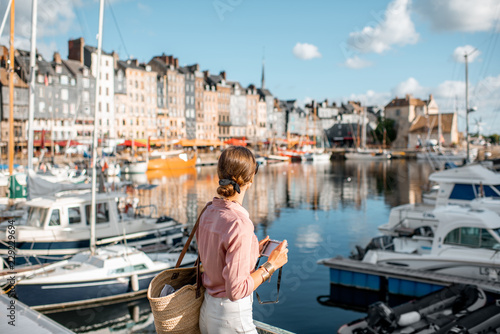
left=175, top=201, right=212, bottom=268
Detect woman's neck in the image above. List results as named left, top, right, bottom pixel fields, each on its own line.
left=219, top=190, right=245, bottom=206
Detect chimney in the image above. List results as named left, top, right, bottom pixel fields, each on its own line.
left=53, top=52, right=62, bottom=64
left=68, top=37, right=84, bottom=64
left=429, top=94, right=433, bottom=100
left=203, top=70, right=209, bottom=79
left=405, top=94, right=411, bottom=101
left=174, top=58, right=179, bottom=68
left=111, top=51, right=119, bottom=69
left=220, top=71, right=226, bottom=80
left=131, top=59, right=139, bottom=66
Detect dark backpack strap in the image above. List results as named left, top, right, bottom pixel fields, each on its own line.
left=175, top=201, right=212, bottom=269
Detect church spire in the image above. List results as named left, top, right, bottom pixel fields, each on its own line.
left=261, top=57, right=265, bottom=89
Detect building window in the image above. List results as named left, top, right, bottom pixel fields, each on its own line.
left=396, top=109, right=400, bottom=116
left=83, top=78, right=90, bottom=88
left=61, top=89, right=68, bottom=101
left=39, top=102, right=45, bottom=113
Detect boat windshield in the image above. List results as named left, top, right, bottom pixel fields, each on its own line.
left=26, top=207, right=49, bottom=227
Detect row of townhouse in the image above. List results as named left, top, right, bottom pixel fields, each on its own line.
left=0, top=37, right=278, bottom=149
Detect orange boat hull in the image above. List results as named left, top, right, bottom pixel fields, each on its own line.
left=147, top=153, right=197, bottom=170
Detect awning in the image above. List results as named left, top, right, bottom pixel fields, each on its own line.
left=224, top=138, right=247, bottom=147
left=179, top=139, right=224, bottom=147
left=118, top=140, right=147, bottom=147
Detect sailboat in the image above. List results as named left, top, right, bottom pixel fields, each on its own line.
left=345, top=107, right=391, bottom=160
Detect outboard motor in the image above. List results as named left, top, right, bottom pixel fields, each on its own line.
left=447, top=325, right=469, bottom=334
left=366, top=301, right=397, bottom=332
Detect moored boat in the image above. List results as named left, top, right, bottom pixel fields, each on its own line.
left=1, top=245, right=197, bottom=308
left=0, top=191, right=185, bottom=266
left=147, top=151, right=196, bottom=170
left=338, top=284, right=487, bottom=334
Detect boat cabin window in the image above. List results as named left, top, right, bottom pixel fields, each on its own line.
left=48, top=209, right=61, bottom=226
left=110, top=264, right=147, bottom=275
left=449, top=184, right=477, bottom=200
left=85, top=203, right=110, bottom=225
left=444, top=227, right=500, bottom=249
left=68, top=207, right=82, bottom=225
left=27, top=207, right=49, bottom=228
left=474, top=185, right=500, bottom=198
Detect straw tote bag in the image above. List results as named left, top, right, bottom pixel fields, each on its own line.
left=148, top=202, right=211, bottom=334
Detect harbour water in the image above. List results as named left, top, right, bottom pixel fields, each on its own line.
left=45, top=159, right=435, bottom=333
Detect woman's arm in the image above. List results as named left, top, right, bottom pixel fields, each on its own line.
left=251, top=240, right=288, bottom=290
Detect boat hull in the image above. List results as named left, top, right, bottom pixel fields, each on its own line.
left=147, top=153, right=196, bottom=170
left=0, top=225, right=184, bottom=265
left=14, top=270, right=161, bottom=307
left=122, top=161, right=148, bottom=174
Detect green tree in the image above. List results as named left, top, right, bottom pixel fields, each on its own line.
left=374, top=117, right=397, bottom=146
left=488, top=134, right=500, bottom=144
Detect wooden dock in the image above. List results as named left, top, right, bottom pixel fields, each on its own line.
left=319, top=257, right=500, bottom=296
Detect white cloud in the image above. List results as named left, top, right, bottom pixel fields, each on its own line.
left=0, top=0, right=81, bottom=57
left=392, top=77, right=428, bottom=97
left=292, top=43, right=322, bottom=60
left=452, top=45, right=481, bottom=63
left=346, top=0, right=419, bottom=54
left=340, top=75, right=500, bottom=134
left=343, top=56, right=373, bottom=69
left=344, top=90, right=392, bottom=106
left=414, top=0, right=500, bottom=32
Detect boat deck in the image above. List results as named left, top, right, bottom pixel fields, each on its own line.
left=0, top=294, right=75, bottom=333
left=319, top=256, right=500, bottom=296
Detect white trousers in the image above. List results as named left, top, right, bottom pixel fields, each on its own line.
left=199, top=290, right=257, bottom=334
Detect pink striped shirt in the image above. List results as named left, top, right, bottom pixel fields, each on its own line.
left=196, top=197, right=259, bottom=301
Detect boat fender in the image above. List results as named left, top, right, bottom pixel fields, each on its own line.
left=397, top=311, right=421, bottom=327
left=131, top=274, right=139, bottom=292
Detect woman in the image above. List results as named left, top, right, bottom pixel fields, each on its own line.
left=196, top=146, right=288, bottom=334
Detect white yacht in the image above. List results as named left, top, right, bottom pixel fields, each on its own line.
left=0, top=191, right=185, bottom=266
left=1, top=245, right=197, bottom=308
left=358, top=206, right=500, bottom=282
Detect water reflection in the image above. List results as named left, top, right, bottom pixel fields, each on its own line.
left=47, top=298, right=154, bottom=334
left=138, top=160, right=434, bottom=228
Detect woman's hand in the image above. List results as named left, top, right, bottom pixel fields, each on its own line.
left=259, top=236, right=270, bottom=254
left=267, top=240, right=288, bottom=269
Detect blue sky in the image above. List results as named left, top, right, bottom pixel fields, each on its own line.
left=2, top=0, right=500, bottom=134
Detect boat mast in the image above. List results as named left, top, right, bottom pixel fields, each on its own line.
left=90, top=0, right=105, bottom=255
left=361, top=106, right=367, bottom=149
left=27, top=0, right=37, bottom=171
left=465, top=53, right=470, bottom=163
left=8, top=0, right=15, bottom=176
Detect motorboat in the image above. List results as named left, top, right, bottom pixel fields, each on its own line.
left=345, top=148, right=391, bottom=160
left=1, top=245, right=197, bottom=308
left=416, top=147, right=478, bottom=163
left=353, top=206, right=500, bottom=282
left=425, top=164, right=500, bottom=207
left=121, top=160, right=148, bottom=174
left=0, top=191, right=185, bottom=266
left=338, top=284, right=487, bottom=334
left=147, top=150, right=197, bottom=170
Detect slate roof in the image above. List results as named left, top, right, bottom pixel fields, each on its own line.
left=84, top=45, right=112, bottom=56
left=257, top=88, right=273, bottom=97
